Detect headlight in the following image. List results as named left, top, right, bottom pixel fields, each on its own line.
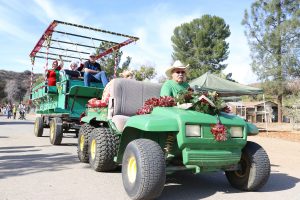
left=230, top=127, right=243, bottom=138
left=186, top=125, right=201, bottom=137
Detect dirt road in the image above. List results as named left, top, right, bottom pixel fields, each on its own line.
left=0, top=115, right=299, bottom=200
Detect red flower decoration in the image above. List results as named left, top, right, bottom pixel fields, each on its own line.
left=137, top=96, right=176, bottom=115
left=210, top=122, right=227, bottom=141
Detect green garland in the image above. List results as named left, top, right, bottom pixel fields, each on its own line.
left=175, top=90, right=228, bottom=115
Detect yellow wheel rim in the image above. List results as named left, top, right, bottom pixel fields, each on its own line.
left=90, top=139, right=96, bottom=160
left=34, top=121, right=38, bottom=134
left=127, top=156, right=137, bottom=183
left=79, top=135, right=85, bottom=151
left=50, top=122, right=55, bottom=140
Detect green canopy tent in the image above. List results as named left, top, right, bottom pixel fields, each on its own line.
left=189, top=72, right=269, bottom=131
left=189, top=72, right=263, bottom=96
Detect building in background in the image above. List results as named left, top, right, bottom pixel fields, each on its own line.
left=228, top=101, right=278, bottom=123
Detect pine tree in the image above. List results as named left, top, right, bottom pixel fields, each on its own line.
left=242, top=0, right=300, bottom=122
left=171, top=15, right=231, bottom=80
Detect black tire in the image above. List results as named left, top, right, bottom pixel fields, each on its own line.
left=49, top=118, right=63, bottom=145
left=34, top=117, right=44, bottom=137
left=122, top=139, right=166, bottom=200
left=88, top=128, right=119, bottom=172
left=77, top=123, right=94, bottom=163
left=225, top=141, right=270, bottom=191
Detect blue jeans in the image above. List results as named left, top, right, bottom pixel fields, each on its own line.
left=84, top=71, right=108, bottom=87
left=7, top=110, right=11, bottom=119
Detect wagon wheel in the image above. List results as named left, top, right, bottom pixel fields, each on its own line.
left=34, top=117, right=44, bottom=137
left=49, top=117, right=63, bottom=145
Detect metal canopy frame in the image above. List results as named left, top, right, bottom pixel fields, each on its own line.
left=28, top=20, right=139, bottom=95
left=29, top=20, right=139, bottom=63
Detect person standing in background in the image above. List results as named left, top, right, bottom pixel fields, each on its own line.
left=6, top=104, right=12, bottom=119
left=12, top=104, right=17, bottom=119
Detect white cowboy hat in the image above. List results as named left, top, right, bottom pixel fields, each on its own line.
left=165, top=60, right=189, bottom=77
left=89, top=52, right=96, bottom=57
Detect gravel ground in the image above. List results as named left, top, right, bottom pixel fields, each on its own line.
left=255, top=123, right=300, bottom=142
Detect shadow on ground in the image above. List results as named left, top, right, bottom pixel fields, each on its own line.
left=0, top=121, right=34, bottom=125
left=158, top=171, right=300, bottom=200
left=0, top=145, right=77, bottom=179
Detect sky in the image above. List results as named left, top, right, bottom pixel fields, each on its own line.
left=0, top=0, right=258, bottom=84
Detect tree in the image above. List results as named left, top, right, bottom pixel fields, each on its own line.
left=171, top=15, right=231, bottom=80
left=242, top=0, right=300, bottom=122
left=96, top=42, right=132, bottom=80
left=0, top=79, right=7, bottom=100
left=133, top=65, right=157, bottom=81
left=5, top=80, right=26, bottom=103
left=156, top=75, right=167, bottom=83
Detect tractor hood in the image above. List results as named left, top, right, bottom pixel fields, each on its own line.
left=125, top=107, right=246, bottom=132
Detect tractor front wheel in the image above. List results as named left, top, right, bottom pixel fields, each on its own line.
left=77, top=123, right=94, bottom=163
left=122, top=139, right=166, bottom=200
left=225, top=141, right=270, bottom=191
left=49, top=118, right=63, bottom=145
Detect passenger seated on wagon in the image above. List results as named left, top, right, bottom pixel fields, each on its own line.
left=69, top=60, right=84, bottom=71
left=47, top=55, right=64, bottom=86
left=83, top=52, right=108, bottom=87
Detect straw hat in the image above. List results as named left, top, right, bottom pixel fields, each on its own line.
left=165, top=60, right=189, bottom=77
left=119, top=70, right=133, bottom=78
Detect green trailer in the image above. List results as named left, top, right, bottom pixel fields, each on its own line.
left=77, top=78, right=270, bottom=200
left=29, top=20, right=139, bottom=145
left=31, top=70, right=103, bottom=145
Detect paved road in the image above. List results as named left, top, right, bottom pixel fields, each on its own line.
left=0, top=115, right=300, bottom=200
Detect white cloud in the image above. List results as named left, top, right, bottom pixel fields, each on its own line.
left=225, top=31, right=258, bottom=84
left=120, top=4, right=200, bottom=77
left=0, top=3, right=32, bottom=40
left=32, top=0, right=89, bottom=25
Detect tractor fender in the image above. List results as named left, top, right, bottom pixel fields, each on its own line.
left=115, top=114, right=178, bottom=163
left=246, top=122, right=259, bottom=135
left=81, top=116, right=96, bottom=124
left=124, top=114, right=179, bottom=132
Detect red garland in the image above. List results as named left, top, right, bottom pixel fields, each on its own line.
left=137, top=96, right=176, bottom=115
left=210, top=122, right=227, bottom=141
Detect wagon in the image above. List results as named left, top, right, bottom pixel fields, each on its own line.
left=78, top=78, right=271, bottom=200
left=31, top=70, right=103, bottom=144
left=29, top=20, right=138, bottom=145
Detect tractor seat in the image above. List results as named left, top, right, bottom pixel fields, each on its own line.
left=109, top=78, right=162, bottom=132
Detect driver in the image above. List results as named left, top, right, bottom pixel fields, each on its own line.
left=160, top=60, right=190, bottom=97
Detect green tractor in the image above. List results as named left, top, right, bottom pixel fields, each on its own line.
left=78, top=78, right=270, bottom=200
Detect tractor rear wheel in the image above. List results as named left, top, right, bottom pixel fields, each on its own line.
left=34, top=117, right=44, bottom=137
left=77, top=123, right=94, bottom=163
left=49, top=118, right=63, bottom=145
left=88, top=128, right=119, bottom=172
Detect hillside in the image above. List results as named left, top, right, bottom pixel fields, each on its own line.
left=0, top=70, right=42, bottom=104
